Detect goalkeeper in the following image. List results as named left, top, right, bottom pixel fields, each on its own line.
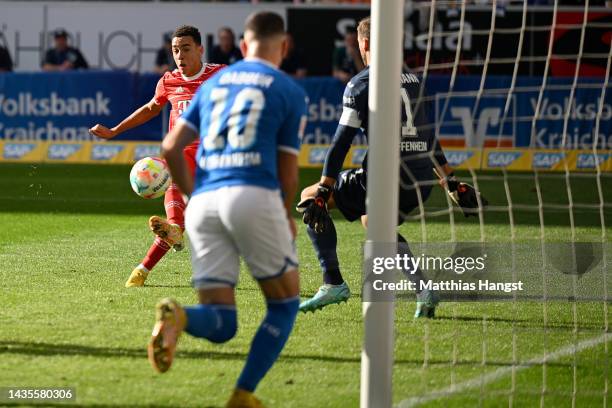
left=298, top=17, right=487, bottom=318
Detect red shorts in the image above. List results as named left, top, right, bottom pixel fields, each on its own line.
left=183, top=141, right=199, bottom=177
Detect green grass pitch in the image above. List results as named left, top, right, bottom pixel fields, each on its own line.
left=0, top=163, right=610, bottom=407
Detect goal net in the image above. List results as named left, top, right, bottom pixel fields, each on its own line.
left=382, top=1, right=611, bottom=406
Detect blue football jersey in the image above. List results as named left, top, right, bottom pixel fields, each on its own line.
left=181, top=58, right=307, bottom=195
left=322, top=66, right=448, bottom=187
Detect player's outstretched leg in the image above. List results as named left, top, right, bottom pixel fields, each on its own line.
left=397, top=233, right=440, bottom=319
left=148, top=298, right=186, bottom=373
left=126, top=237, right=171, bottom=287
left=299, top=222, right=350, bottom=313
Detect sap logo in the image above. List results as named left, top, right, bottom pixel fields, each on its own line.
left=532, top=152, right=564, bottom=169
left=47, top=144, right=82, bottom=160
left=487, top=151, right=522, bottom=168
left=134, top=145, right=161, bottom=161
left=351, top=148, right=367, bottom=165
left=577, top=153, right=610, bottom=169
left=445, top=151, right=474, bottom=167
left=91, top=144, right=124, bottom=161
left=308, top=147, right=328, bottom=164
left=3, top=143, right=36, bottom=159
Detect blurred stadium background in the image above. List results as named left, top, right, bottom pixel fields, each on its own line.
left=0, top=1, right=610, bottom=407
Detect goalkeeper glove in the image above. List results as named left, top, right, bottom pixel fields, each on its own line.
left=296, top=184, right=333, bottom=233
left=445, top=173, right=488, bottom=218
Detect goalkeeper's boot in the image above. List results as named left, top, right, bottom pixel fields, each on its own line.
left=148, top=298, right=186, bottom=373
left=125, top=266, right=149, bottom=288
left=299, top=282, right=350, bottom=313
left=226, top=389, right=264, bottom=408
left=149, top=216, right=184, bottom=251
left=414, top=289, right=440, bottom=319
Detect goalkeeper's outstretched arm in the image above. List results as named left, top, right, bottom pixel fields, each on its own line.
left=431, top=139, right=455, bottom=182
left=318, top=123, right=360, bottom=188
left=431, top=139, right=488, bottom=217
left=89, top=97, right=163, bottom=140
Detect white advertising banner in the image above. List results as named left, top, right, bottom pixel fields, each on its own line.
left=0, top=2, right=287, bottom=72
left=0, top=2, right=47, bottom=71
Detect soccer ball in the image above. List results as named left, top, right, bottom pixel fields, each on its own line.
left=129, top=157, right=171, bottom=199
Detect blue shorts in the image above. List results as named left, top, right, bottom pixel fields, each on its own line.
left=332, top=168, right=433, bottom=224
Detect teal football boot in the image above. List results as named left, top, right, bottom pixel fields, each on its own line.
left=299, top=282, right=351, bottom=313
left=414, top=289, right=440, bottom=319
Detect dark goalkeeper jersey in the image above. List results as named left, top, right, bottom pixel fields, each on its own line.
left=322, top=66, right=447, bottom=185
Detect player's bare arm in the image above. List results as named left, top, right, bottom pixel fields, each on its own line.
left=278, top=150, right=299, bottom=239
left=161, top=120, right=197, bottom=196
left=278, top=151, right=298, bottom=214
left=89, top=98, right=163, bottom=139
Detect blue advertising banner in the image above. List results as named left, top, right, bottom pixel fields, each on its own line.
left=125, top=73, right=163, bottom=141
left=301, top=75, right=612, bottom=149
left=427, top=75, right=612, bottom=149
left=299, top=77, right=366, bottom=145
left=0, top=71, right=162, bottom=142
left=1, top=72, right=609, bottom=149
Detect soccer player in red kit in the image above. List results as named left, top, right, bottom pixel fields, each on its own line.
left=90, top=25, right=225, bottom=287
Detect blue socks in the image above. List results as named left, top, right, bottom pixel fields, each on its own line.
left=185, top=298, right=299, bottom=392
left=306, top=223, right=344, bottom=285
left=236, top=296, right=299, bottom=392
left=184, top=304, right=237, bottom=343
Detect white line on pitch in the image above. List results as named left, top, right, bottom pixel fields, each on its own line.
left=397, top=332, right=611, bottom=408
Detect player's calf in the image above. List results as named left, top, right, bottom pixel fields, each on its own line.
left=236, top=296, right=299, bottom=393
left=184, top=304, right=237, bottom=343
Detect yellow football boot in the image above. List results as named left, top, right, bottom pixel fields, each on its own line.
left=226, top=389, right=264, bottom=408
left=125, top=267, right=149, bottom=288
left=149, top=216, right=184, bottom=251
left=148, top=298, right=186, bottom=373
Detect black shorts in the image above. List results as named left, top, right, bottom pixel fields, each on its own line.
left=333, top=168, right=433, bottom=223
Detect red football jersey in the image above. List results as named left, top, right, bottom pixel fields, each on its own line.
left=153, top=63, right=225, bottom=132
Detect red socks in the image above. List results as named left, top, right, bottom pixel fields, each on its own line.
left=141, top=237, right=171, bottom=271
left=164, top=183, right=186, bottom=229
left=138, top=183, right=186, bottom=272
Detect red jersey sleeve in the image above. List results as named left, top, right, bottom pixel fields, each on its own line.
left=153, top=75, right=168, bottom=105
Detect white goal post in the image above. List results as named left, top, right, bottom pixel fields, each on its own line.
left=361, top=1, right=405, bottom=407
left=361, top=1, right=611, bottom=407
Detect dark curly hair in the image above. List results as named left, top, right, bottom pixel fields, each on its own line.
left=172, top=25, right=201, bottom=45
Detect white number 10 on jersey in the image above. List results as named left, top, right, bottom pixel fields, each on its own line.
left=204, top=87, right=265, bottom=150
